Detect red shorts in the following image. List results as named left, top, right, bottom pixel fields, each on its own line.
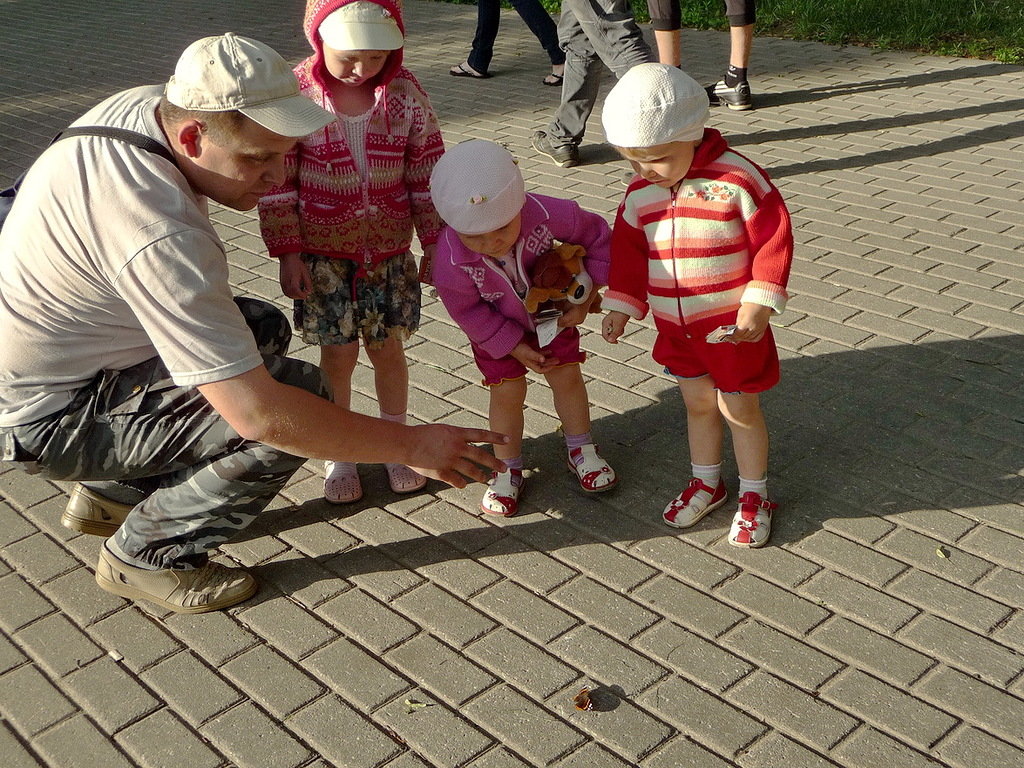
left=653, top=322, right=779, bottom=393
left=474, top=326, right=586, bottom=386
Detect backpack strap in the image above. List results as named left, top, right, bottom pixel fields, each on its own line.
left=0, top=126, right=177, bottom=228
left=55, top=126, right=176, bottom=166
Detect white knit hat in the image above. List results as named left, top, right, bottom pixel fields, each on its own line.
left=166, top=33, right=334, bottom=138
left=319, top=2, right=404, bottom=51
left=430, top=140, right=525, bottom=235
left=602, top=63, right=710, bottom=148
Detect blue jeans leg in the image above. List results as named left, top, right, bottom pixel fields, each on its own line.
left=467, top=0, right=501, bottom=74
left=510, top=0, right=565, bottom=65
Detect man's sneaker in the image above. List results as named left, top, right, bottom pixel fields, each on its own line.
left=95, top=543, right=257, bottom=613
left=481, top=468, right=523, bottom=517
left=728, top=492, right=777, bottom=548
left=62, top=485, right=133, bottom=536
left=663, top=478, right=728, bottom=528
left=531, top=131, right=579, bottom=168
left=707, top=80, right=752, bottom=111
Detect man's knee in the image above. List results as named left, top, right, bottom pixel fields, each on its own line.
left=235, top=298, right=292, bottom=356
left=264, top=354, right=331, bottom=400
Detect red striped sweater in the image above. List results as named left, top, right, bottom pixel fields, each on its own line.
left=603, top=128, right=792, bottom=329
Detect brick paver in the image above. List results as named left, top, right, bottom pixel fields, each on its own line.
left=1, top=0, right=1023, bottom=766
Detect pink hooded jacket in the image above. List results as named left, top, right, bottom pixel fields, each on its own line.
left=258, top=0, right=444, bottom=270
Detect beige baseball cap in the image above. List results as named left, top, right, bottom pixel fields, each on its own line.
left=166, top=33, right=334, bottom=138
left=318, top=2, right=404, bottom=52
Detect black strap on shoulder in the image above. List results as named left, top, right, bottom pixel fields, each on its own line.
left=55, top=126, right=176, bottom=166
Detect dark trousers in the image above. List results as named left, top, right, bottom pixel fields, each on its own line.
left=467, top=0, right=566, bottom=74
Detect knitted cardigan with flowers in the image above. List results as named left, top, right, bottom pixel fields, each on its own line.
left=258, top=0, right=444, bottom=270
left=603, top=128, right=792, bottom=329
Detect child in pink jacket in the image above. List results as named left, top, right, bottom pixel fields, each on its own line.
left=430, top=140, right=618, bottom=516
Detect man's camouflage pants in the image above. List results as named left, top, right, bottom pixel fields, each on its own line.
left=4, top=298, right=327, bottom=570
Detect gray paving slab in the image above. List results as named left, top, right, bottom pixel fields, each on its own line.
left=2, top=0, right=1023, bottom=766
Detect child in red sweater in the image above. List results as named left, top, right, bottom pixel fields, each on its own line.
left=600, top=64, right=793, bottom=547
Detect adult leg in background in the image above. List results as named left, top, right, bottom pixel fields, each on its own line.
left=546, top=0, right=653, bottom=147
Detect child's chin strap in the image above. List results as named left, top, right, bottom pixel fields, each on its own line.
left=565, top=269, right=593, bottom=304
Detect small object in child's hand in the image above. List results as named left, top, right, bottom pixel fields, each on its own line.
left=705, top=325, right=738, bottom=344
left=535, top=307, right=563, bottom=323
left=536, top=308, right=563, bottom=348
left=572, top=687, right=593, bottom=711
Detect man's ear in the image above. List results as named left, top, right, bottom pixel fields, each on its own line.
left=175, top=120, right=204, bottom=159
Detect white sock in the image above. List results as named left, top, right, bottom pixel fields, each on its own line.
left=692, top=462, right=722, bottom=489
left=739, top=475, right=768, bottom=498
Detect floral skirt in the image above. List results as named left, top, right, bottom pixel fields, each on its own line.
left=294, top=251, right=420, bottom=349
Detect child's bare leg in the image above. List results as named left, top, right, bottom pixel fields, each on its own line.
left=543, top=363, right=590, bottom=436
left=319, top=342, right=360, bottom=408
left=718, top=391, right=768, bottom=481
left=719, top=391, right=774, bottom=547
left=364, top=335, right=408, bottom=417
left=319, top=342, right=362, bottom=502
left=661, top=375, right=728, bottom=525
left=365, top=336, right=426, bottom=492
left=488, top=378, right=527, bottom=461
left=547, top=363, right=617, bottom=491
left=678, top=376, right=724, bottom=465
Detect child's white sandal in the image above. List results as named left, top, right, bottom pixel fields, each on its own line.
left=567, top=444, right=618, bottom=493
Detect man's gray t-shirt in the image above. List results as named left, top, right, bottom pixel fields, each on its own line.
left=0, top=85, right=263, bottom=427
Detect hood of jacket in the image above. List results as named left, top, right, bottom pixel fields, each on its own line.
left=300, top=0, right=406, bottom=94
left=688, top=128, right=728, bottom=172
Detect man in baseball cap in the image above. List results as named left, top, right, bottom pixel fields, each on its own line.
left=0, top=34, right=506, bottom=614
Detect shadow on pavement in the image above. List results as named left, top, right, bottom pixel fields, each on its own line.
left=243, top=332, right=1023, bottom=590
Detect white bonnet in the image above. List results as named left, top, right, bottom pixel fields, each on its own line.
left=602, top=63, right=710, bottom=147
left=430, top=140, right=525, bottom=235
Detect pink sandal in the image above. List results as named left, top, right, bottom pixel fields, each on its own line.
left=325, top=461, right=362, bottom=504
left=385, top=463, right=427, bottom=494
left=566, top=444, right=618, bottom=493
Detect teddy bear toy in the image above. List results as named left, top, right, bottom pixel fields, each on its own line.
left=523, top=243, right=600, bottom=315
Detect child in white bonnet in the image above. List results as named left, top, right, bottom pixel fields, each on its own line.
left=430, top=139, right=620, bottom=516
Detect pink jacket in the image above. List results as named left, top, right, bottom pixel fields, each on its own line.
left=258, top=0, right=444, bottom=270
left=434, top=194, right=611, bottom=359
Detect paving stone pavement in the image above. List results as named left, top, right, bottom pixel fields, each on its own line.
left=1, top=1, right=1022, bottom=766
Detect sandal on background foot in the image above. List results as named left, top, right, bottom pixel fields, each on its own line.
left=385, top=463, right=427, bottom=494
left=542, top=72, right=563, bottom=86
left=450, top=62, right=490, bottom=79
left=324, top=460, right=362, bottom=504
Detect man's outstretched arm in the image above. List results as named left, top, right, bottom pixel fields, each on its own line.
left=198, top=365, right=507, bottom=488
